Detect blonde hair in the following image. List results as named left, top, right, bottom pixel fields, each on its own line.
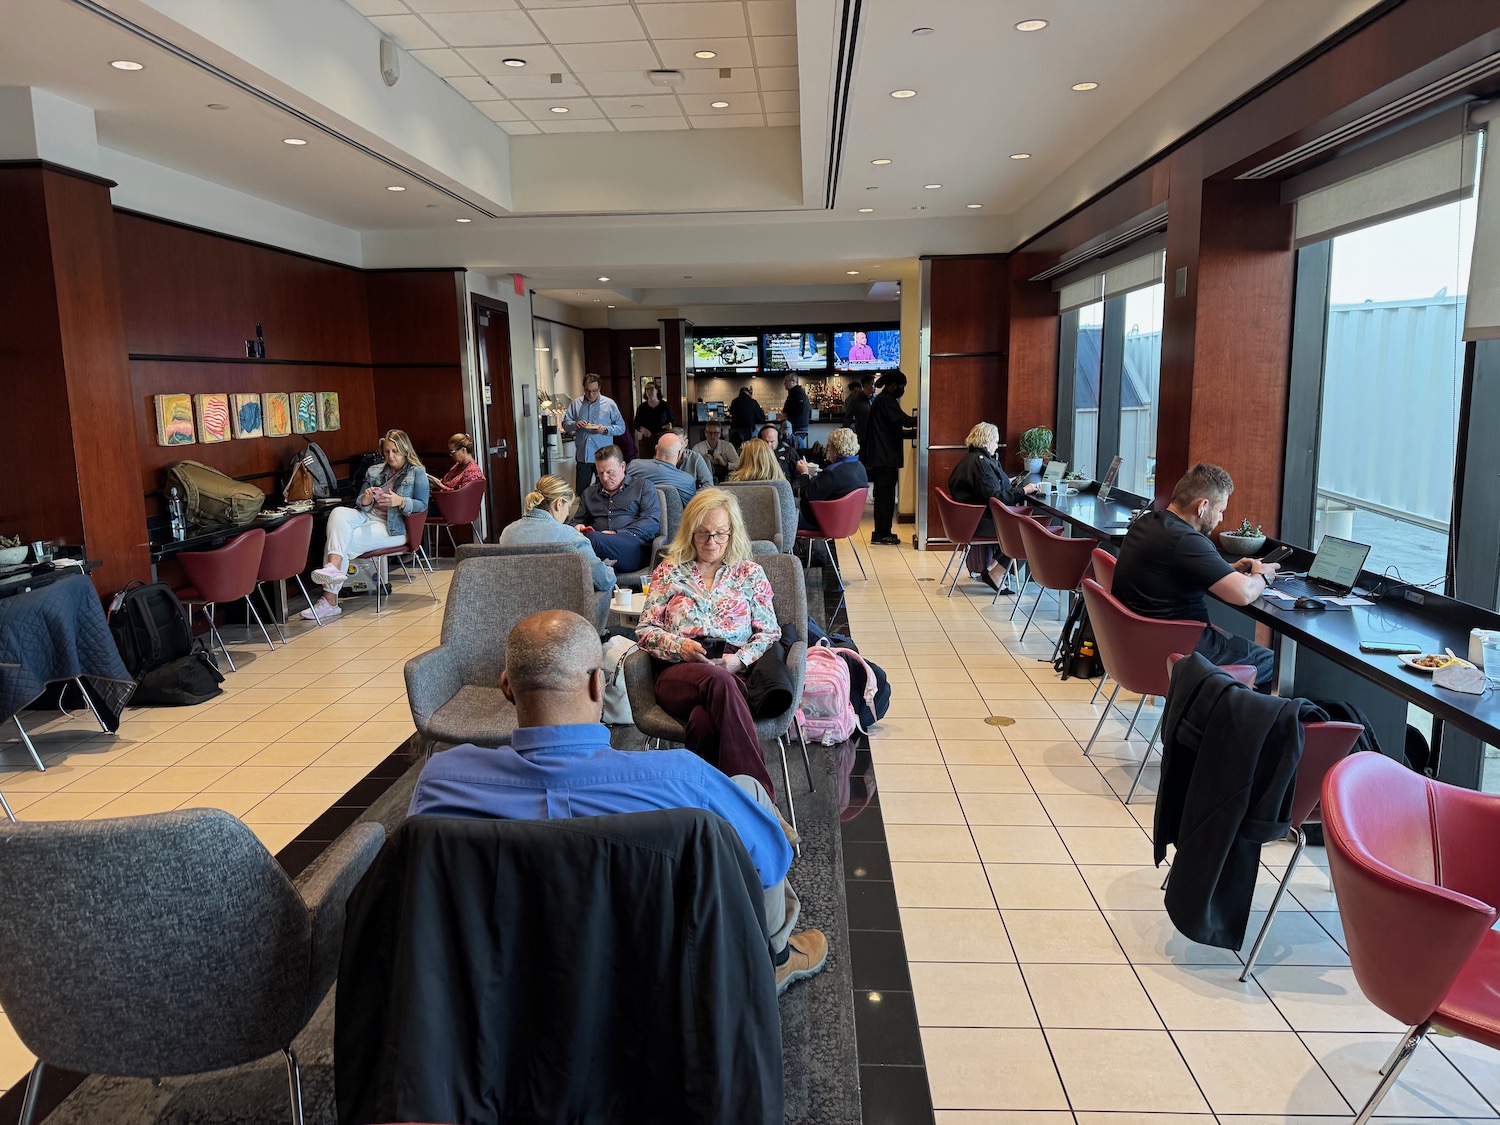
left=729, top=438, right=782, bottom=482
left=965, top=422, right=999, bottom=449
left=448, top=433, right=474, bottom=454
left=523, top=474, right=574, bottom=514
left=380, top=429, right=424, bottom=471
left=826, top=427, right=860, bottom=459
left=667, top=488, right=752, bottom=566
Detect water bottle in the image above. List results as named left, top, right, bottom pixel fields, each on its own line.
left=168, top=486, right=187, bottom=540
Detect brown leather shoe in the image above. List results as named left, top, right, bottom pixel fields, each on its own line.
left=776, top=808, right=800, bottom=847
left=775, top=928, right=829, bottom=995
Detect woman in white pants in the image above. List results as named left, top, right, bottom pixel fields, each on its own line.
left=303, top=429, right=429, bottom=620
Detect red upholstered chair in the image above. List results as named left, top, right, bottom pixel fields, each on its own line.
left=1087, top=547, right=1118, bottom=703
left=428, top=478, right=486, bottom=559
left=255, top=514, right=317, bottom=638
left=355, top=512, right=437, bottom=612
left=990, top=499, right=1038, bottom=617
left=1015, top=517, right=1098, bottom=647
left=1165, top=652, right=1256, bottom=686
left=1238, top=719, right=1364, bottom=979
left=1321, top=753, right=1500, bottom=1125
left=934, top=488, right=996, bottom=597
left=796, top=489, right=868, bottom=586
left=176, top=529, right=269, bottom=672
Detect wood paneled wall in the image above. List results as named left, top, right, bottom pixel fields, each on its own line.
left=366, top=270, right=466, bottom=461
left=657, top=319, right=689, bottom=429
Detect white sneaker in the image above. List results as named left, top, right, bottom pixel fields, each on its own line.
left=300, top=600, right=342, bottom=620
left=311, top=565, right=345, bottom=588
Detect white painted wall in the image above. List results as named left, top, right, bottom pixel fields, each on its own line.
left=0, top=88, right=102, bottom=176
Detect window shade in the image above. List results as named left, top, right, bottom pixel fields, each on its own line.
left=1102, top=250, right=1165, bottom=298
left=1465, top=111, right=1499, bottom=340
left=1058, top=274, right=1104, bottom=314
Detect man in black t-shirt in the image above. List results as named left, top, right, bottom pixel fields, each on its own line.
left=1112, top=463, right=1280, bottom=687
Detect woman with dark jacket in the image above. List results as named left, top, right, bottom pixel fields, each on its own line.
left=632, top=382, right=676, bottom=456
left=948, top=422, right=1039, bottom=590
left=860, top=373, right=917, bottom=545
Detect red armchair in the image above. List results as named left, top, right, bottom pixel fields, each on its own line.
left=934, top=488, right=996, bottom=598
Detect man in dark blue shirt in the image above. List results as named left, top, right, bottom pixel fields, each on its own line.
left=573, top=445, right=662, bottom=572
left=409, top=610, right=828, bottom=995
left=626, top=431, right=699, bottom=505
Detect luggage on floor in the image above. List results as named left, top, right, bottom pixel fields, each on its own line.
left=131, top=646, right=224, bottom=706
left=164, top=460, right=266, bottom=532
left=797, top=641, right=859, bottom=745
left=107, top=581, right=194, bottom=678
left=841, top=649, right=890, bottom=729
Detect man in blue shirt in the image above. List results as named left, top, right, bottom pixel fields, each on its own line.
left=562, top=373, right=626, bottom=494
left=627, top=431, right=699, bottom=506
left=409, top=610, right=828, bottom=995
left=573, top=446, right=662, bottom=572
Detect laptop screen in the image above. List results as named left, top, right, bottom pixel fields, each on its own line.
left=1042, top=461, right=1068, bottom=483
left=1309, top=535, right=1370, bottom=590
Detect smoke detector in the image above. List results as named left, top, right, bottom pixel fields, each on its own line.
left=648, top=70, right=685, bottom=88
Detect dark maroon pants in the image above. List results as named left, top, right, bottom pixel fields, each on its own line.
left=653, top=661, right=775, bottom=798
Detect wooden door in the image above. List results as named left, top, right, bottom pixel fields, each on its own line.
left=474, top=298, right=521, bottom=533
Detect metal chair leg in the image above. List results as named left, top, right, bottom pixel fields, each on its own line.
left=1123, top=695, right=1146, bottom=741
left=72, top=677, right=110, bottom=733
left=17, top=1060, right=44, bottom=1125
left=777, top=736, right=800, bottom=858
left=1380, top=1023, right=1425, bottom=1076
left=257, top=585, right=289, bottom=643
left=1125, top=736, right=1158, bottom=803
left=419, top=559, right=438, bottom=602
left=397, top=557, right=414, bottom=585
left=1084, top=683, right=1122, bottom=756
left=1352, top=1023, right=1428, bottom=1125
left=10, top=716, right=45, bottom=772
left=292, top=575, right=322, bottom=627
left=797, top=722, right=816, bottom=792
left=284, top=1047, right=306, bottom=1125
left=445, top=523, right=459, bottom=558
left=846, top=536, right=867, bottom=579
left=1240, top=826, right=1305, bottom=980
left=1009, top=564, right=1032, bottom=620
left=940, top=543, right=959, bottom=585
left=945, top=544, right=967, bottom=597
left=1018, top=583, right=1046, bottom=642
left=0, top=788, right=14, bottom=822
left=244, top=596, right=276, bottom=652
left=1092, top=672, right=1110, bottom=704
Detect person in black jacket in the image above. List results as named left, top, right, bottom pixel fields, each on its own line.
left=797, top=426, right=868, bottom=532
left=758, top=423, right=800, bottom=486
left=860, top=371, right=917, bottom=544
left=843, top=380, right=871, bottom=436
left=948, top=422, right=1040, bottom=591
left=781, top=374, right=811, bottom=450
left=631, top=381, right=675, bottom=457
left=727, top=386, right=766, bottom=445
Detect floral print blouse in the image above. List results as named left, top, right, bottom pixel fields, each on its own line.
left=636, top=558, right=781, bottom=665
left=439, top=460, right=486, bottom=491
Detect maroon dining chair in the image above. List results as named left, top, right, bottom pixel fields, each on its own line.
left=1014, top=516, right=1098, bottom=647
left=355, top=512, right=437, bottom=611
left=990, top=499, right=1037, bottom=617
left=1087, top=546, right=1119, bottom=703
left=934, top=488, right=996, bottom=597
left=796, top=489, right=868, bottom=585
left=428, top=478, right=486, bottom=559
left=1238, top=719, right=1364, bottom=979
left=1321, top=753, right=1500, bottom=1125
left=254, top=514, right=317, bottom=638
left=175, top=528, right=268, bottom=672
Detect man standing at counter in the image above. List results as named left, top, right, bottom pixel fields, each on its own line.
left=1113, top=463, right=1279, bottom=687
left=781, top=374, right=811, bottom=452
left=562, top=374, right=625, bottom=494
left=728, top=386, right=766, bottom=446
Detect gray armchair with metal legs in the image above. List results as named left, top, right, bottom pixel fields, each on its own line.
left=622, top=553, right=815, bottom=847
left=0, top=808, right=384, bottom=1125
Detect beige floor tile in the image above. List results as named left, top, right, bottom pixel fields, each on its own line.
left=936, top=1113, right=1073, bottom=1125
left=938, top=699, right=1018, bottom=720
left=1003, top=740, right=1087, bottom=766
left=946, top=764, right=1032, bottom=793
left=892, top=861, right=996, bottom=909
left=1003, top=909, right=1126, bottom=963
left=199, top=765, right=306, bottom=793
left=1077, top=865, right=1174, bottom=911
left=911, top=961, right=1037, bottom=1027
left=184, top=792, right=264, bottom=817
left=875, top=763, right=958, bottom=792
left=1057, top=824, right=1155, bottom=865
left=1048, top=1028, right=1209, bottom=1111
left=312, top=746, right=395, bottom=769
left=885, top=823, right=981, bottom=863
left=986, top=862, right=1097, bottom=909
left=1102, top=909, right=1242, bottom=967
left=243, top=791, right=337, bottom=823
left=1021, top=764, right=1113, bottom=796
left=21, top=791, right=115, bottom=819
left=1174, top=1030, right=1351, bottom=1115
left=1074, top=1116, right=1215, bottom=1125
left=1022, top=963, right=1163, bottom=1030
left=868, top=739, right=945, bottom=764
left=931, top=718, right=1010, bottom=742
left=900, top=908, right=1015, bottom=962
left=1038, top=792, right=1140, bottom=827
left=278, top=766, right=374, bottom=793
left=980, top=684, right=1046, bottom=702
left=918, top=681, right=986, bottom=701
left=244, top=744, right=336, bottom=767
left=87, top=792, right=198, bottom=818
left=106, top=742, right=204, bottom=767
left=868, top=715, right=937, bottom=740
left=958, top=792, right=1052, bottom=826
left=1238, top=909, right=1351, bottom=969
left=178, top=743, right=266, bottom=767
left=971, top=824, right=1072, bottom=864
left=995, top=718, right=1073, bottom=741
left=941, top=743, right=1020, bottom=766
left=135, top=765, right=233, bottom=792
left=880, top=790, right=968, bottom=825
left=0, top=763, right=98, bottom=793
left=1135, top=962, right=1290, bottom=1031
left=251, top=822, right=302, bottom=852
left=1256, top=967, right=1402, bottom=1033
left=1303, top=1032, right=1496, bottom=1119
left=922, top=1027, right=1069, bottom=1110
left=57, top=765, right=166, bottom=792
left=0, top=1015, right=36, bottom=1090
left=1434, top=1035, right=1500, bottom=1110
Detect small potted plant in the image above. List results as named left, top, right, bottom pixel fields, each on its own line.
left=1220, top=518, right=1267, bottom=557
left=1017, top=426, right=1053, bottom=474
left=0, top=534, right=26, bottom=567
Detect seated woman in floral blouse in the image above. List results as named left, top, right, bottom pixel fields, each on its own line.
left=429, top=433, right=486, bottom=492
left=636, top=488, right=781, bottom=796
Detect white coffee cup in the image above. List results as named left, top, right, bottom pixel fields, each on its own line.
left=614, top=588, right=633, bottom=611
left=1470, top=628, right=1500, bottom=666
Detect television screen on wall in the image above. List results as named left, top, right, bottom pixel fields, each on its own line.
left=763, top=331, right=829, bottom=372
left=689, top=335, right=760, bottom=372
left=832, top=328, right=901, bottom=370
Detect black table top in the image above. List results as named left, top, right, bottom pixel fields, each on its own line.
left=149, top=500, right=340, bottom=563
left=1026, top=489, right=1141, bottom=542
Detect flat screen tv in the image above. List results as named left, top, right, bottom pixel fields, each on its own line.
left=690, top=335, right=760, bottom=372
left=832, top=328, right=900, bottom=370
left=763, top=331, right=829, bottom=372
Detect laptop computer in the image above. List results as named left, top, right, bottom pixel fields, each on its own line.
left=1272, top=534, right=1371, bottom=598
left=1042, top=460, right=1068, bottom=484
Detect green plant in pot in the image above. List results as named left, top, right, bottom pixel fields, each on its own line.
left=1017, top=426, right=1053, bottom=474
left=1220, top=517, right=1267, bottom=557
left=0, top=534, right=26, bottom=567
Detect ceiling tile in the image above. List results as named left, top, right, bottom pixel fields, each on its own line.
left=766, top=111, right=799, bottom=127
left=498, top=120, right=540, bottom=134
left=747, top=0, right=794, bottom=37
left=517, top=0, right=627, bottom=7
left=638, top=2, right=745, bottom=40
left=486, top=72, right=587, bottom=97
left=462, top=45, right=565, bottom=72
left=517, top=97, right=605, bottom=121
left=689, top=113, right=765, bottom=129
left=368, top=14, right=446, bottom=50
left=756, top=65, right=798, bottom=90
left=555, top=40, right=658, bottom=72
left=423, top=10, right=544, bottom=45
left=752, top=35, right=796, bottom=68
left=760, top=88, right=798, bottom=114
left=528, top=6, right=646, bottom=44
left=614, top=116, right=690, bottom=132
left=578, top=70, right=668, bottom=97
left=477, top=100, right=527, bottom=121
left=676, top=67, right=758, bottom=94
left=346, top=0, right=409, bottom=16
left=445, top=75, right=503, bottom=99
left=408, top=47, right=476, bottom=76
left=406, top=0, right=518, bottom=11
left=596, top=94, right=681, bottom=118
left=537, top=118, right=617, bottom=133
left=654, top=38, right=752, bottom=70
left=682, top=92, right=761, bottom=115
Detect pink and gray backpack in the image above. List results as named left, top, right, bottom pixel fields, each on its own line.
left=796, top=640, right=879, bottom=745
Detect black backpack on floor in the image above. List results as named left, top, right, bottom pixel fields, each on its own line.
left=132, top=646, right=225, bottom=706
left=108, top=582, right=193, bottom=677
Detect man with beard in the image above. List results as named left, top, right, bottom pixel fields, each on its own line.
left=1113, top=463, right=1279, bottom=687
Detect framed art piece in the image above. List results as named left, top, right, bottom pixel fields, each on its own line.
left=154, top=393, right=195, bottom=446
left=263, top=392, right=292, bottom=437
left=232, top=393, right=264, bottom=438
left=292, top=391, right=319, bottom=434
left=318, top=391, right=340, bottom=431
left=194, top=393, right=230, bottom=443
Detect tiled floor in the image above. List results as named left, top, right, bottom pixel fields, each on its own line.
left=0, top=567, right=449, bottom=1095
left=843, top=531, right=1500, bottom=1122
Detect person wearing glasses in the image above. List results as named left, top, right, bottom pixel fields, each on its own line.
left=636, top=489, right=787, bottom=798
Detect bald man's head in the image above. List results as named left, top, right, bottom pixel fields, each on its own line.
left=503, top=611, right=603, bottom=697
left=654, top=432, right=683, bottom=464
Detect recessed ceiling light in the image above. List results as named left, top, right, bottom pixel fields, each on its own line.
left=456, top=218, right=472, bottom=223
left=502, top=58, right=526, bottom=67
left=608, top=304, right=616, bottom=308
left=282, top=138, right=307, bottom=146
left=871, top=158, right=892, bottom=166
left=206, top=103, right=229, bottom=111
left=710, top=100, right=730, bottom=108
left=1071, top=81, right=1099, bottom=91
left=890, top=89, right=917, bottom=99
left=550, top=106, right=569, bottom=113
left=912, top=27, right=934, bottom=35
left=1015, top=19, right=1048, bottom=31
left=387, top=185, right=406, bottom=192
left=858, top=207, right=874, bottom=213
left=109, top=60, right=144, bottom=71
left=966, top=203, right=983, bottom=209
left=1009, top=152, right=1031, bottom=160
left=695, top=50, right=717, bottom=59
left=597, top=276, right=610, bottom=282
left=593, top=299, right=600, bottom=302
left=846, top=270, right=860, bottom=275
left=924, top=183, right=941, bottom=189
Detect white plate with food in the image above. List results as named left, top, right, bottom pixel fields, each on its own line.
left=1398, top=653, right=1474, bottom=673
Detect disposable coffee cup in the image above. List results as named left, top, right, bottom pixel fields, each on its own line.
left=614, top=588, right=633, bottom=610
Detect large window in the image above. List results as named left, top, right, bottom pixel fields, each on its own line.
left=1120, top=283, right=1163, bottom=497
left=1069, top=301, right=1103, bottom=480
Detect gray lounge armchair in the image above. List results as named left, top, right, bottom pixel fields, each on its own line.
left=0, top=808, right=384, bottom=1125
left=721, top=479, right=796, bottom=553
left=614, top=484, right=682, bottom=589
left=457, top=541, right=612, bottom=630
left=405, top=552, right=599, bottom=750
left=622, top=553, right=816, bottom=844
